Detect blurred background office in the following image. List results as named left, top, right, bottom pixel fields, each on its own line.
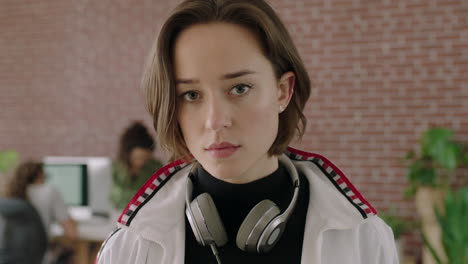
left=1, top=0, right=467, bottom=263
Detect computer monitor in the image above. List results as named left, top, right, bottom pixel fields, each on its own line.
left=43, top=164, right=88, bottom=206
left=43, top=156, right=112, bottom=217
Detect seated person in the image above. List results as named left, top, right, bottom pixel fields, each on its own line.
left=110, top=121, right=163, bottom=211
left=8, top=161, right=77, bottom=263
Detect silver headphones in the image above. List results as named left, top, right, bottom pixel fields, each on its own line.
left=185, top=155, right=300, bottom=254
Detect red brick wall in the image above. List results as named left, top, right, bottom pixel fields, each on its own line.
left=0, top=0, right=178, bottom=159
left=1, top=0, right=467, bottom=260
left=268, top=0, right=468, bottom=259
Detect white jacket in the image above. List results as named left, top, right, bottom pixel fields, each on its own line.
left=97, top=147, right=399, bottom=263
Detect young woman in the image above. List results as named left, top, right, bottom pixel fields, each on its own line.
left=5, top=161, right=76, bottom=263
left=110, top=121, right=163, bottom=210
left=1, top=161, right=48, bottom=264
left=97, top=0, right=398, bottom=263
left=8, top=161, right=77, bottom=240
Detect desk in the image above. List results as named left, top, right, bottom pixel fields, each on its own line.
left=52, top=216, right=115, bottom=264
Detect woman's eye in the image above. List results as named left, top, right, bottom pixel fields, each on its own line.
left=181, top=91, right=200, bottom=102
left=229, top=84, right=252, bottom=96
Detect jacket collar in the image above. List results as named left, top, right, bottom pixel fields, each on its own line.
left=117, top=147, right=377, bottom=245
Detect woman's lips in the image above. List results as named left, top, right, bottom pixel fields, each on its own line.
left=206, top=143, right=240, bottom=158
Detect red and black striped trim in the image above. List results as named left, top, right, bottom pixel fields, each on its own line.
left=118, top=159, right=191, bottom=226
left=286, top=147, right=377, bottom=219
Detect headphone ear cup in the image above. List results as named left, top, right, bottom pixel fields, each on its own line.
left=236, top=199, right=280, bottom=253
left=189, top=193, right=228, bottom=247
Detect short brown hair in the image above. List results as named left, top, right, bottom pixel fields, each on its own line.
left=144, top=0, right=311, bottom=161
left=7, top=161, right=43, bottom=200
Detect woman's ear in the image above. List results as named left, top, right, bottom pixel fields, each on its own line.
left=277, top=71, right=295, bottom=112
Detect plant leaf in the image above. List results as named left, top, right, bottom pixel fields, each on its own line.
left=434, top=187, right=468, bottom=263
left=415, top=167, right=436, bottom=185
left=420, top=128, right=453, bottom=157
left=403, top=185, right=417, bottom=199
left=0, top=150, right=18, bottom=173
left=405, top=151, right=415, bottom=160
left=435, top=143, right=459, bottom=170
left=422, top=233, right=443, bottom=264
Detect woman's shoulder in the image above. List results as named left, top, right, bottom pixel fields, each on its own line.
left=116, top=159, right=193, bottom=226
left=286, top=146, right=377, bottom=218
left=148, top=158, right=164, bottom=166
left=112, top=160, right=126, bottom=171
left=96, top=227, right=163, bottom=264
left=350, top=216, right=399, bottom=262
left=142, top=158, right=164, bottom=173
left=318, top=215, right=398, bottom=263
left=27, top=183, right=59, bottom=197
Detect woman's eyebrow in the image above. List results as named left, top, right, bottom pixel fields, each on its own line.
left=221, top=70, right=257, bottom=80
left=175, top=78, right=196, bottom=85
left=175, top=70, right=257, bottom=85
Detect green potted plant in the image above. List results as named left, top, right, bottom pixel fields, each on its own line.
left=404, top=127, right=466, bottom=198
left=423, top=187, right=468, bottom=264
left=403, top=127, right=467, bottom=264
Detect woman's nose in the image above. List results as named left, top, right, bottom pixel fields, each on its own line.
left=204, top=99, right=232, bottom=131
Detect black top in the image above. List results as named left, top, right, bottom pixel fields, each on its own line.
left=185, top=162, right=310, bottom=264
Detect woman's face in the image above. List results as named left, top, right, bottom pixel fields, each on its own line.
left=129, top=147, right=152, bottom=172
left=35, top=170, right=45, bottom=184
left=174, top=23, right=294, bottom=184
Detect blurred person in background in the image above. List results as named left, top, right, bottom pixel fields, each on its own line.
left=4, top=161, right=76, bottom=264
left=110, top=121, right=163, bottom=212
